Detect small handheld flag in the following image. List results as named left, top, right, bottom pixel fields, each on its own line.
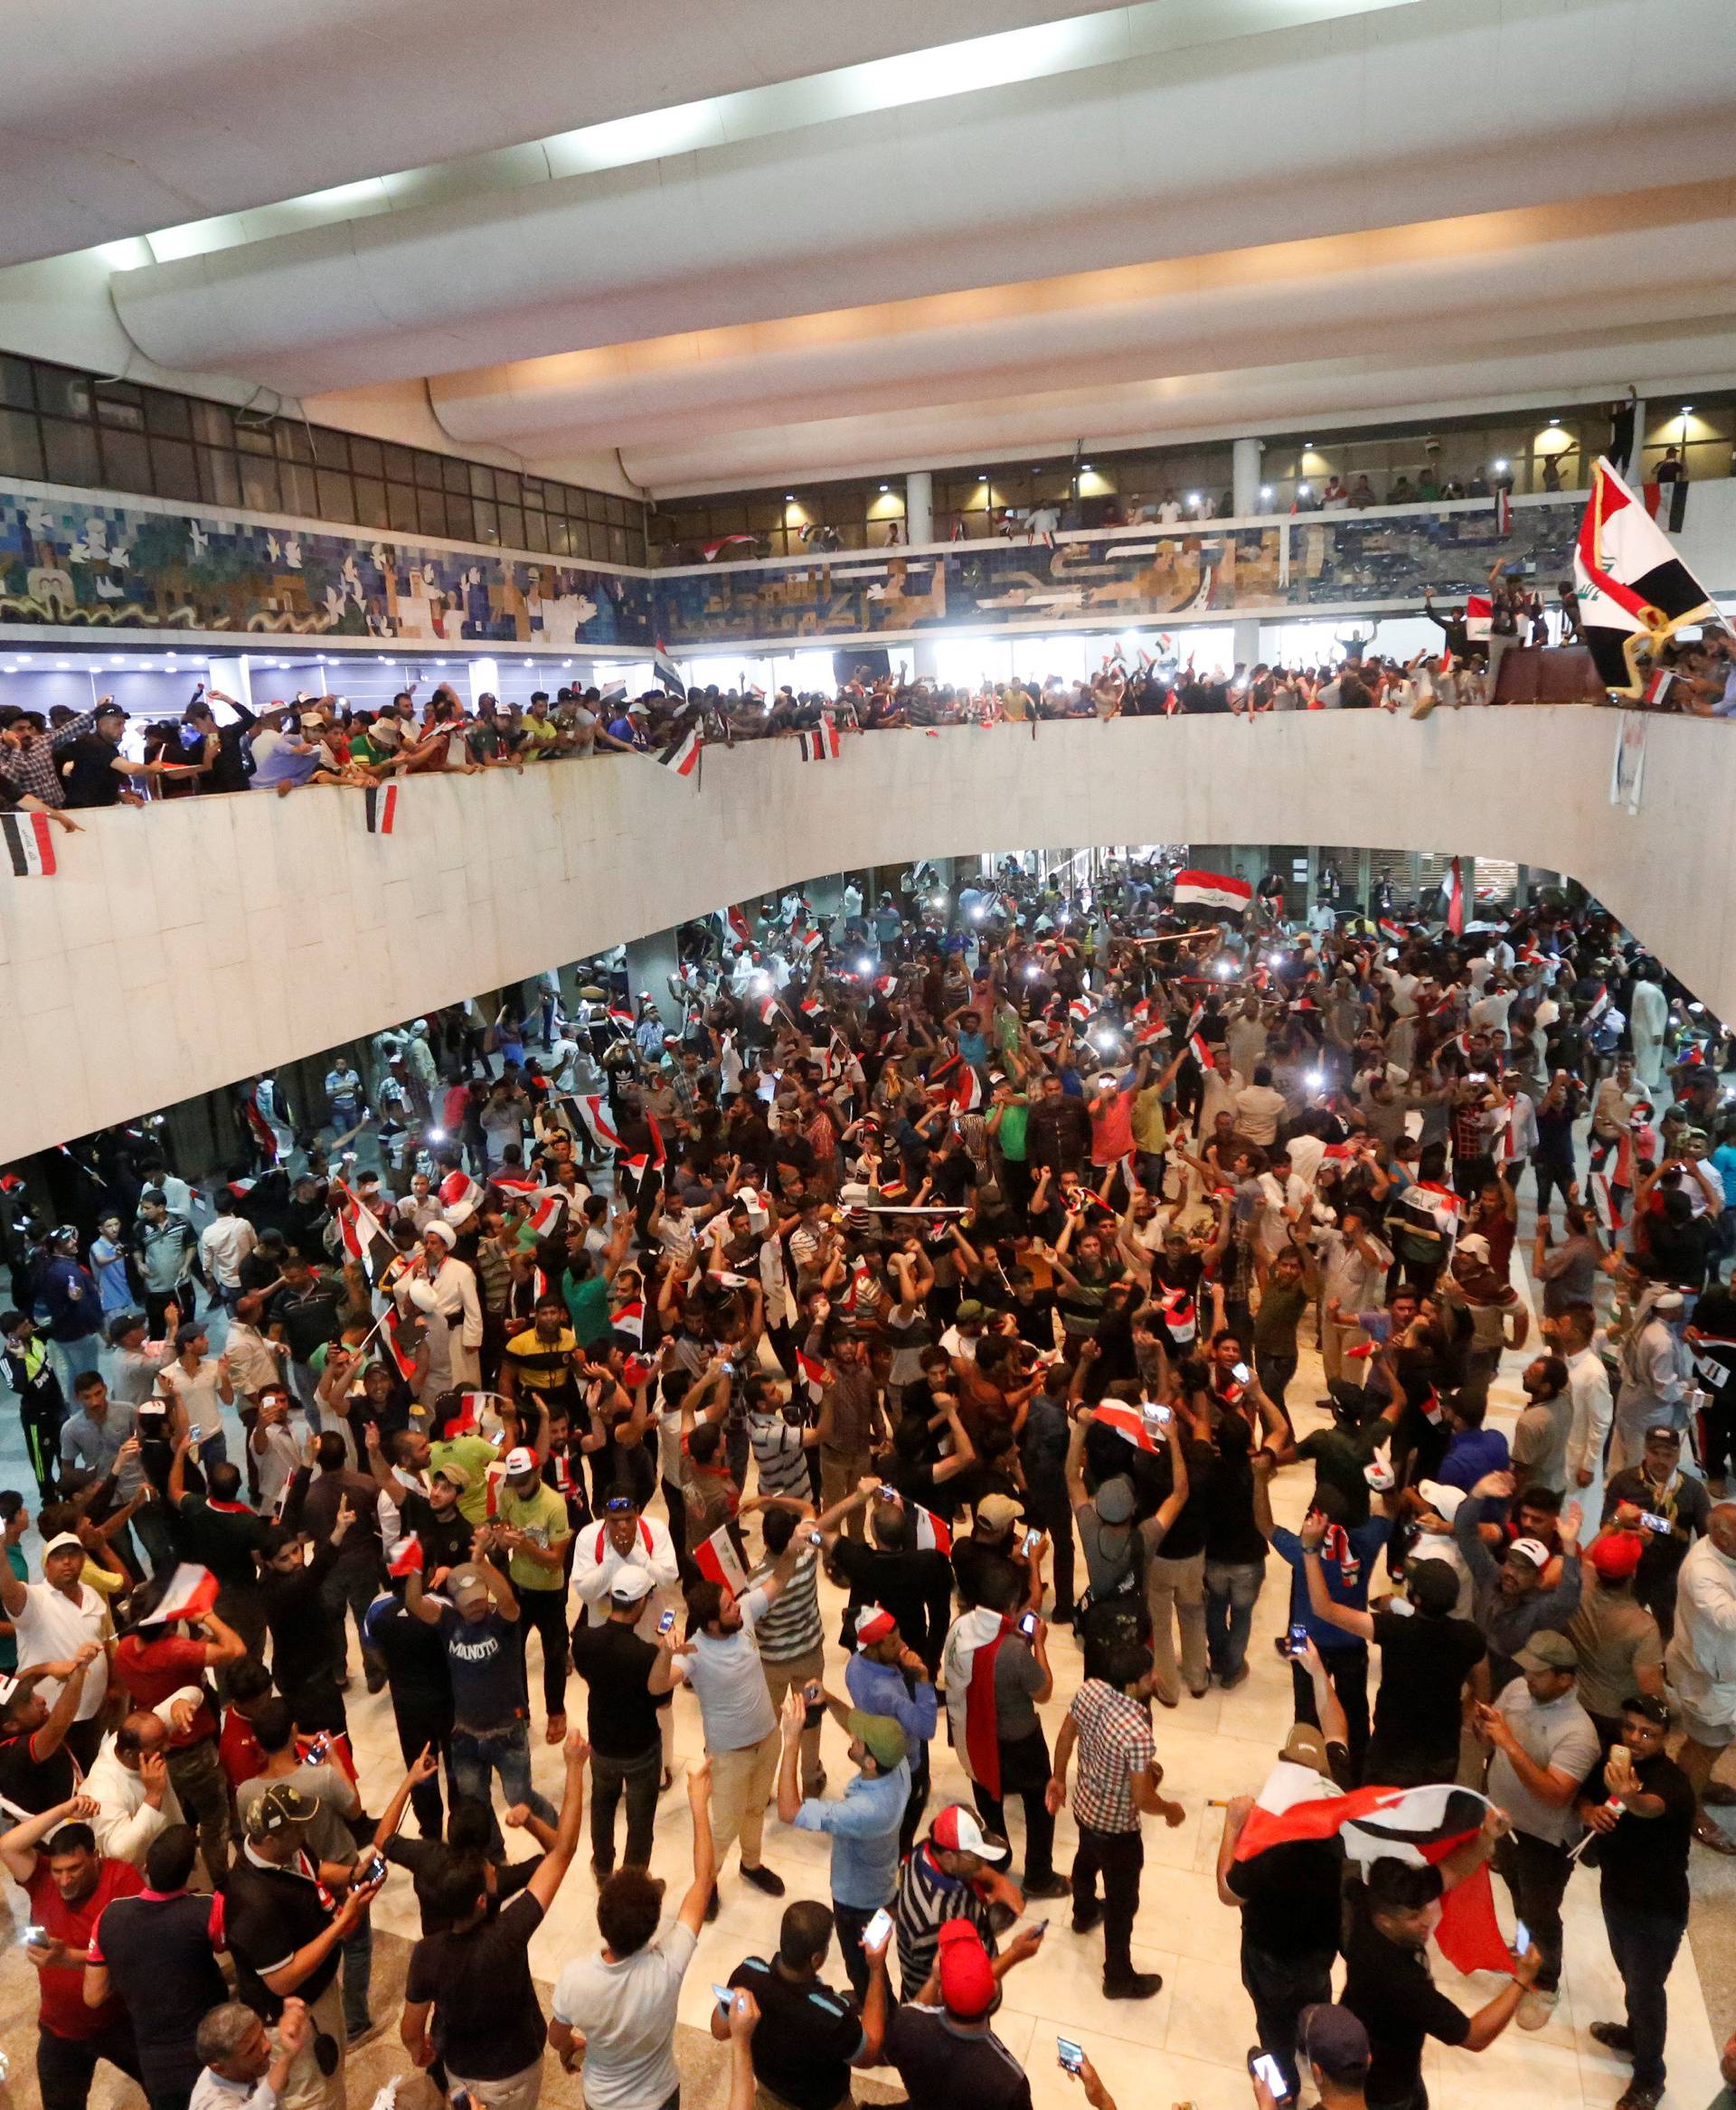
left=143, top=1563, right=220, bottom=1625
left=363, top=785, right=398, bottom=835
left=797, top=722, right=841, bottom=762
left=652, top=640, right=687, bottom=700
left=655, top=725, right=702, bottom=777
left=694, top=1523, right=748, bottom=1595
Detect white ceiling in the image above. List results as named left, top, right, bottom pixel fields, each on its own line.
left=14, top=0, right=1736, bottom=495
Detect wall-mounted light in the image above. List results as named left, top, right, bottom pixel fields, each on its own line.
left=1260, top=485, right=1273, bottom=499
left=1493, top=459, right=1509, bottom=474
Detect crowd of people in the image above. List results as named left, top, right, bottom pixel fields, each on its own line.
left=0, top=593, right=1729, bottom=830
left=5, top=860, right=1736, bottom=2110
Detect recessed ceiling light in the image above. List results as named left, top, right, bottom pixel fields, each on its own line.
left=978, top=474, right=989, bottom=482
left=1548, top=417, right=1561, bottom=427
left=783, top=493, right=795, bottom=502
left=1682, top=402, right=1694, bottom=413
left=878, top=484, right=889, bottom=492
left=1080, top=463, right=1092, bottom=471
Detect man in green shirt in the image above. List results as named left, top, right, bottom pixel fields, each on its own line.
left=986, top=1079, right=1031, bottom=1211
left=489, top=1445, right=573, bottom=1740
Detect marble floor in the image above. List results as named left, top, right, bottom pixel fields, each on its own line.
left=1, top=1279, right=1730, bottom=2109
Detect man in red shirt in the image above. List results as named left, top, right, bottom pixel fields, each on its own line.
left=0, top=1789, right=144, bottom=2110
left=112, top=1590, right=246, bottom=1884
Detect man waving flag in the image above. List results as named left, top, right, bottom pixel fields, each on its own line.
left=1573, top=456, right=1717, bottom=696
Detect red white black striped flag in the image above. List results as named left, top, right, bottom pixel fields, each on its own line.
left=1, top=812, right=56, bottom=877
left=364, top=784, right=398, bottom=834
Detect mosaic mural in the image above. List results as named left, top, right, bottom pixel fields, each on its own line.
left=0, top=490, right=656, bottom=647
left=0, top=483, right=1582, bottom=651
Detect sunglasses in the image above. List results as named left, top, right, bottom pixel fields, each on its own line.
left=604, top=1497, right=637, bottom=1515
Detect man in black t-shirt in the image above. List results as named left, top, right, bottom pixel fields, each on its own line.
left=1218, top=1639, right=1354, bottom=2098
left=87, top=1823, right=226, bottom=2109
left=223, top=1783, right=382, bottom=2108
left=1575, top=1692, right=1695, bottom=2105
left=363, top=1576, right=454, bottom=1841
left=718, top=1898, right=874, bottom=2110
left=830, top=1499, right=956, bottom=1677
left=1343, top=1850, right=1535, bottom=2110
left=567, top=1567, right=670, bottom=1874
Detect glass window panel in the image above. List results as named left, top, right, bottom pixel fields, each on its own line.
left=609, top=525, right=628, bottom=565
left=497, top=473, right=524, bottom=512
left=143, top=391, right=192, bottom=438
left=238, top=454, right=281, bottom=512
left=473, top=500, right=498, bottom=543
left=520, top=473, right=544, bottom=504
left=416, top=487, right=448, bottom=538
left=316, top=469, right=355, bottom=523
left=496, top=503, right=524, bottom=547
left=41, top=417, right=101, bottom=485
left=278, top=460, right=316, bottom=515
left=37, top=368, right=93, bottom=420
left=0, top=408, right=44, bottom=480
left=93, top=381, right=145, bottom=429
left=274, top=421, right=313, bottom=462
left=234, top=422, right=275, bottom=455
left=523, top=509, right=549, bottom=552
left=470, top=461, right=495, bottom=499
left=0, top=358, right=33, bottom=411
left=99, top=427, right=151, bottom=490
left=197, top=446, right=241, bottom=506
left=381, top=443, right=413, bottom=482
left=547, top=515, right=572, bottom=557
left=387, top=482, right=418, bottom=533
left=445, top=495, right=475, bottom=542
left=413, top=449, right=446, bottom=487
left=442, top=454, right=468, bottom=494
left=151, top=437, right=200, bottom=502
left=352, top=476, right=390, bottom=529
left=349, top=435, right=383, bottom=476
left=191, top=400, right=233, bottom=446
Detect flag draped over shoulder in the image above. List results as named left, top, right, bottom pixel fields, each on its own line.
left=1573, top=456, right=1717, bottom=696
left=943, top=1607, right=1012, bottom=1798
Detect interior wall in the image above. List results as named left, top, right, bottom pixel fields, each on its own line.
left=0, top=708, right=1727, bottom=1163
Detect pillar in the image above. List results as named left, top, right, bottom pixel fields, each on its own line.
left=912, top=637, right=940, bottom=679
left=1232, top=437, right=1262, bottom=517
left=206, top=656, right=253, bottom=719
left=467, top=657, right=501, bottom=706
left=906, top=470, right=934, bottom=547
left=1232, top=617, right=1260, bottom=672
left=625, top=930, right=682, bottom=1027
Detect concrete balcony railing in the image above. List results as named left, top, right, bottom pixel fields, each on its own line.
left=1, top=706, right=1731, bottom=1163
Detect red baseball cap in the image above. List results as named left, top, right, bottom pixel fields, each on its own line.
left=937, top=1918, right=997, bottom=2019
left=1589, top=1531, right=1646, bottom=1582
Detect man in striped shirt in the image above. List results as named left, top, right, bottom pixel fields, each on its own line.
left=892, top=1804, right=1024, bottom=2002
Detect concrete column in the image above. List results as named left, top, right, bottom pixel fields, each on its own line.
left=1232, top=617, right=1260, bottom=672
left=467, top=657, right=502, bottom=705
left=206, top=656, right=253, bottom=720
left=1231, top=437, right=1262, bottom=516
left=906, top=470, right=934, bottom=547
left=625, top=929, right=681, bottom=1027
left=912, top=637, right=940, bottom=678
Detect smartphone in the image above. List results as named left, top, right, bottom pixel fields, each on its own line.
left=1023, top=1525, right=1043, bottom=1555
left=1232, top=1361, right=1251, bottom=1384
left=1144, top=1401, right=1173, bottom=1428
left=1287, top=1622, right=1309, bottom=1657
left=656, top=1609, right=676, bottom=1636
left=712, top=1984, right=735, bottom=2012
left=1057, top=2038, right=1086, bottom=2076
left=1026, top=1919, right=1049, bottom=1940
left=20, top=1924, right=47, bottom=1947
left=1249, top=2050, right=1293, bottom=2101
left=307, top=1734, right=331, bottom=1763
left=1639, top=1512, right=1672, bottom=1534
left=1018, top=1610, right=1040, bottom=1640
left=1609, top=1743, right=1630, bottom=1769
left=1514, top=1917, right=1531, bottom=1953
left=875, top=1483, right=897, bottom=1500
left=360, top=1850, right=387, bottom=1885
left=807, top=1529, right=824, bottom=1548
left=863, top=1906, right=893, bottom=1950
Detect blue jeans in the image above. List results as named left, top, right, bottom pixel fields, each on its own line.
left=197, top=1429, right=229, bottom=1477
left=450, top=1719, right=556, bottom=1843
left=1203, top=1558, right=1266, bottom=1681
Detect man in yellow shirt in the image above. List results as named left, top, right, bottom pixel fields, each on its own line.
left=488, top=1446, right=572, bottom=1740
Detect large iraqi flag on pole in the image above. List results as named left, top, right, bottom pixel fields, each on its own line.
left=1234, top=1766, right=1514, bottom=1977
left=1171, top=868, right=1252, bottom=913
left=1573, top=456, right=1718, bottom=696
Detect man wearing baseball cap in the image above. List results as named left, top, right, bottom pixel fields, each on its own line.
left=486, top=1443, right=572, bottom=1743
left=1473, top=1628, right=1599, bottom=2030
left=0, top=1529, right=110, bottom=1771
left=890, top=1804, right=1022, bottom=2002
left=222, top=1782, right=384, bottom=2109
left=1291, top=2002, right=1372, bottom=2109
left=1452, top=1467, right=1583, bottom=1691
left=774, top=1681, right=909, bottom=1998
left=568, top=1566, right=671, bottom=1877
left=844, top=1603, right=939, bottom=1857
left=1567, top=1530, right=1664, bottom=1742
left=875, top=1916, right=1041, bottom=2107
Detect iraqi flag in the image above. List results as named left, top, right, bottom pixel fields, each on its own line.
left=363, top=784, right=398, bottom=835
left=612, top=1295, right=646, bottom=1343
left=656, top=724, right=702, bottom=777
left=950, top=1065, right=985, bottom=1114
left=143, top=1562, right=220, bottom=1625
left=381, top=1305, right=421, bottom=1382
left=1093, top=1401, right=1158, bottom=1453
left=694, top=1523, right=749, bottom=1596
left=385, top=1532, right=424, bottom=1578
left=652, top=639, right=687, bottom=700
left=575, top=1092, right=629, bottom=1159
left=1, top=811, right=57, bottom=878
left=943, top=1607, right=1013, bottom=1797
left=1172, top=868, right=1253, bottom=914
left=1445, top=856, right=1465, bottom=937
left=795, top=1349, right=827, bottom=1406
left=336, top=1182, right=392, bottom=1267
left=724, top=903, right=753, bottom=946
left=1642, top=668, right=1675, bottom=707
left=910, top=1503, right=953, bottom=1554
left=525, top=1189, right=569, bottom=1239
left=1234, top=1766, right=1513, bottom=1978
left=1573, top=457, right=1717, bottom=695
left=1463, top=594, right=1493, bottom=643
left=797, top=722, right=841, bottom=762
left=1400, top=1181, right=1461, bottom=1240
